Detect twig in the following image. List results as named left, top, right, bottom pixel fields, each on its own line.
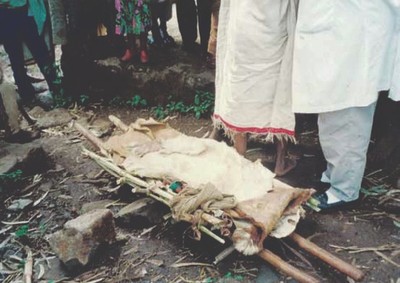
left=23, top=247, right=33, bottom=283
left=374, top=251, right=400, bottom=268
left=329, top=244, right=400, bottom=254
left=171, top=262, right=213, bottom=268
left=199, top=226, right=225, bottom=244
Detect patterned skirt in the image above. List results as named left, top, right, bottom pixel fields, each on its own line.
left=115, top=0, right=152, bottom=36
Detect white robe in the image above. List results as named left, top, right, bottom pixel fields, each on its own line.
left=292, top=0, right=400, bottom=113
left=214, top=0, right=298, bottom=141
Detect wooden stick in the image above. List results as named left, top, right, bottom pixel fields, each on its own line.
left=258, top=249, right=320, bottom=283
left=109, top=115, right=129, bottom=132
left=289, top=233, right=364, bottom=281
left=24, top=247, right=33, bottom=283
left=74, top=122, right=109, bottom=155
left=199, top=226, right=225, bottom=244
left=83, top=148, right=149, bottom=188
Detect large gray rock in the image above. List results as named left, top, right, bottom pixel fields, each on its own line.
left=48, top=209, right=116, bottom=268
left=0, top=141, right=48, bottom=175
left=27, top=107, right=72, bottom=129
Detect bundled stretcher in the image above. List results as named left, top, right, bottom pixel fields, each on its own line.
left=75, top=116, right=365, bottom=283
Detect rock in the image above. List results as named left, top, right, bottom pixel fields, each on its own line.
left=7, top=199, right=33, bottom=211
left=80, top=200, right=114, bottom=214
left=0, top=141, right=48, bottom=175
left=27, top=107, right=72, bottom=129
left=48, top=209, right=116, bottom=269
left=33, top=257, right=67, bottom=281
left=0, top=154, right=17, bottom=175
left=115, top=198, right=169, bottom=229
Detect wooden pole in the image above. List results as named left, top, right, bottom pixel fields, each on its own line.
left=74, top=121, right=110, bottom=155
left=289, top=233, right=365, bottom=281
left=109, top=115, right=129, bottom=132
left=258, top=249, right=320, bottom=283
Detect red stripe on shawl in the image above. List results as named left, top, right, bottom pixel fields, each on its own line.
left=213, top=114, right=295, bottom=136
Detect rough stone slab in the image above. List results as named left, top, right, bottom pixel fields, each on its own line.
left=48, top=209, right=116, bottom=268
left=27, top=106, right=72, bottom=129
left=115, top=198, right=169, bottom=229
left=7, top=199, right=33, bottom=211
left=0, top=141, right=48, bottom=175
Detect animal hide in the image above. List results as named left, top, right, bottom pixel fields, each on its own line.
left=104, top=118, right=314, bottom=255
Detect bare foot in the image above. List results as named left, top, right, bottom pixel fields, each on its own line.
left=274, top=157, right=297, bottom=176
left=233, top=133, right=247, bottom=155
left=274, top=139, right=297, bottom=176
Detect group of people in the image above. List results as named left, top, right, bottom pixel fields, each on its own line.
left=116, top=0, right=220, bottom=65
left=212, top=0, right=400, bottom=211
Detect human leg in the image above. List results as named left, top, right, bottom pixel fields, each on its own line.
left=274, top=139, right=297, bottom=177
left=318, top=103, right=377, bottom=203
left=176, top=0, right=197, bottom=51
left=139, top=32, right=149, bottom=64
left=197, top=0, right=212, bottom=54
left=121, top=35, right=136, bottom=61
left=21, top=15, right=57, bottom=92
left=1, top=8, right=35, bottom=102
left=233, top=133, right=247, bottom=156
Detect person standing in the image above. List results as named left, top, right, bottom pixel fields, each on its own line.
left=175, top=0, right=211, bottom=55
left=115, top=0, right=152, bottom=63
left=293, top=0, right=400, bottom=210
left=0, top=0, right=57, bottom=108
left=213, top=0, right=298, bottom=176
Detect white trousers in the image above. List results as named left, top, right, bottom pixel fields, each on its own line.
left=318, top=103, right=377, bottom=202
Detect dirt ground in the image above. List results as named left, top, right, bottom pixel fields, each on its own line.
left=1, top=35, right=400, bottom=283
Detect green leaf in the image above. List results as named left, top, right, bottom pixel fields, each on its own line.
left=15, top=225, right=29, bottom=238
left=394, top=221, right=400, bottom=229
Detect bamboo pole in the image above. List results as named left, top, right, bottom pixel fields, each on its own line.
left=200, top=226, right=225, bottom=244
left=109, top=115, right=129, bottom=132
left=74, top=122, right=110, bottom=155
left=23, top=247, right=33, bottom=283
left=289, top=233, right=365, bottom=281
left=258, top=249, right=320, bottom=283
left=83, top=148, right=149, bottom=188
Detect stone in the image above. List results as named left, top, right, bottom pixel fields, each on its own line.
left=115, top=198, right=169, bottom=229
left=48, top=209, right=116, bottom=268
left=7, top=199, right=33, bottom=211
left=80, top=200, right=114, bottom=214
left=27, top=107, right=72, bottom=129
left=0, top=141, right=48, bottom=175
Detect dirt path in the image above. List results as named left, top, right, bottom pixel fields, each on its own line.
left=0, top=106, right=399, bottom=283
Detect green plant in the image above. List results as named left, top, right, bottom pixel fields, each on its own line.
left=79, top=94, right=90, bottom=106
left=15, top=225, right=29, bottom=238
left=126, top=95, right=148, bottom=108
left=191, top=91, right=214, bottom=119
left=166, top=101, right=189, bottom=114
left=152, top=105, right=167, bottom=120
left=0, top=169, right=23, bottom=182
